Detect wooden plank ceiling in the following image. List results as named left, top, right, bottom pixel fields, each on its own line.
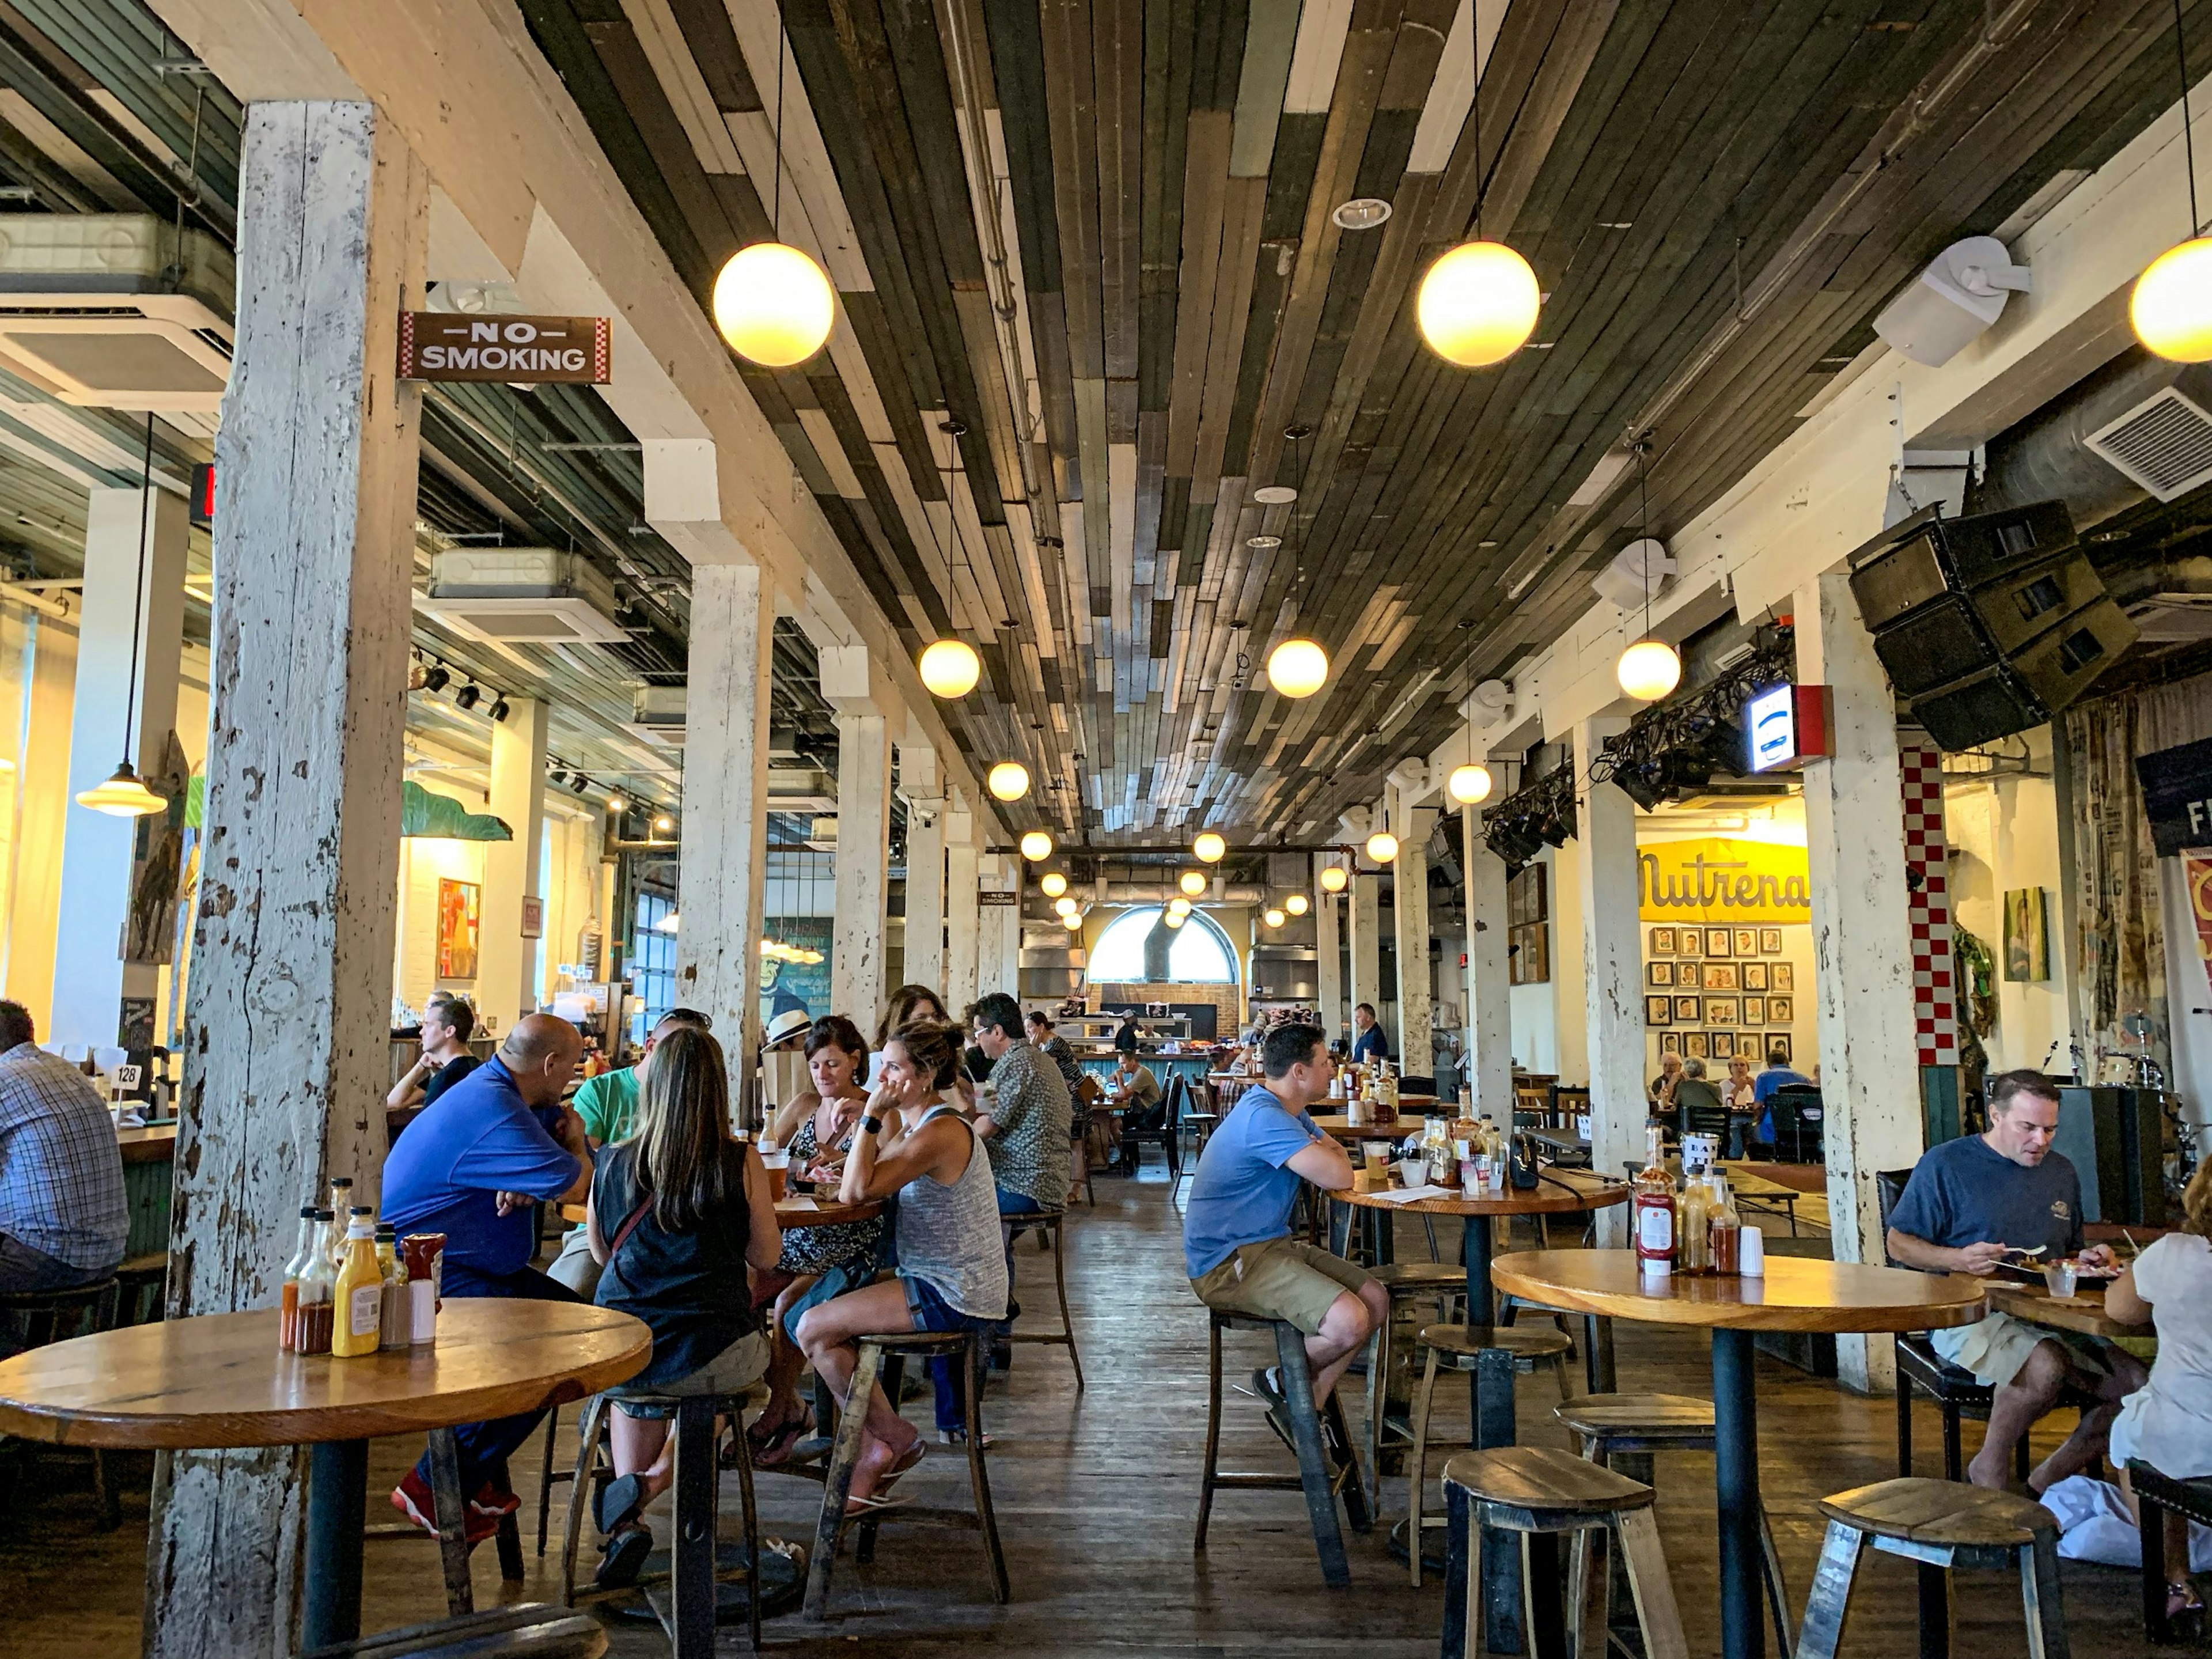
left=516, top=0, right=2212, bottom=846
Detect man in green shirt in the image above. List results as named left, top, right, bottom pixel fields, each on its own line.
left=546, top=1007, right=710, bottom=1293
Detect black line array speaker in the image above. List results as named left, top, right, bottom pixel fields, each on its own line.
left=1847, top=501, right=2137, bottom=750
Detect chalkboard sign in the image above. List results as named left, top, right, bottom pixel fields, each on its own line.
left=2134, top=736, right=2212, bottom=856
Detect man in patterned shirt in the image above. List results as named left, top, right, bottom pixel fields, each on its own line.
left=0, top=1000, right=126, bottom=1303
left=969, top=992, right=1071, bottom=1213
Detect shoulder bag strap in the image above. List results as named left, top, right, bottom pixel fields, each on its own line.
left=607, top=1191, right=655, bottom=1259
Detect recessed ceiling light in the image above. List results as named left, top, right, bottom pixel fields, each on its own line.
left=1252, top=485, right=1297, bottom=505
left=1248, top=534, right=1282, bottom=549
left=1479, top=540, right=1498, bottom=548
left=1332, top=198, right=1392, bottom=231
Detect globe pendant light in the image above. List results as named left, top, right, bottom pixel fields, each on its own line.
left=919, top=637, right=980, bottom=699
left=1054, top=895, right=1078, bottom=918
left=1193, top=831, right=1226, bottom=863
left=1264, top=425, right=1330, bottom=697
left=77, top=414, right=168, bottom=821
left=1263, top=907, right=1286, bottom=929
left=1319, top=863, right=1349, bottom=893
left=1163, top=910, right=1187, bottom=930
left=1039, top=871, right=1068, bottom=898
left=987, top=761, right=1029, bottom=801
left=1019, top=830, right=1053, bottom=861
left=1416, top=1, right=1540, bottom=368
left=1366, top=831, right=1399, bottom=863
left=713, top=12, right=833, bottom=367
left=1285, top=893, right=1310, bottom=916
left=1168, top=895, right=1192, bottom=917
left=1613, top=441, right=1681, bottom=703
left=916, top=418, right=982, bottom=698
left=2137, top=0, right=2212, bottom=360
left=1178, top=869, right=1208, bottom=897
left=1448, top=763, right=1494, bottom=804
left=1062, top=911, right=1083, bottom=930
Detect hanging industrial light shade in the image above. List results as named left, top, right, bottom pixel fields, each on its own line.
left=1168, top=895, right=1192, bottom=917
left=1062, top=911, right=1083, bottom=930
left=1163, top=910, right=1187, bottom=930
left=1448, top=763, right=1494, bottom=804
left=1417, top=241, right=1541, bottom=367
left=1366, top=831, right=1400, bottom=863
left=917, top=637, right=981, bottom=699
left=1054, top=895, right=1078, bottom=918
left=987, top=761, right=1029, bottom=801
left=1319, top=863, right=1349, bottom=893
left=1039, top=871, right=1068, bottom=898
left=1193, top=831, right=1226, bottom=863
left=1019, top=830, right=1054, bottom=861
left=1616, top=637, right=1683, bottom=702
left=1266, top=637, right=1329, bottom=698
left=1263, top=906, right=1286, bottom=928
left=1285, top=893, right=1309, bottom=916
left=76, top=759, right=166, bottom=818
left=1178, top=869, right=1208, bottom=897
left=712, top=243, right=834, bottom=366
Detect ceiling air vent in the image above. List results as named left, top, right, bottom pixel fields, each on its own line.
left=629, top=684, right=685, bottom=746
left=2084, top=387, right=2212, bottom=502
left=421, top=547, right=628, bottom=643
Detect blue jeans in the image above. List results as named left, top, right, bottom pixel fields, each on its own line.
left=410, top=1264, right=581, bottom=1498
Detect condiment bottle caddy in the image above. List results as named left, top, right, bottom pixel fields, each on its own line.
left=1633, top=1125, right=1750, bottom=1277
left=277, top=1177, right=447, bottom=1357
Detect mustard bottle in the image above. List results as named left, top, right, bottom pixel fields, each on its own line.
left=332, top=1208, right=384, bottom=1358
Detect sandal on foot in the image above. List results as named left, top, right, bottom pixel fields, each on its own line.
left=747, top=1407, right=814, bottom=1468
left=842, top=1490, right=910, bottom=1518
left=594, top=1472, right=647, bottom=1536
left=594, top=1524, right=654, bottom=1590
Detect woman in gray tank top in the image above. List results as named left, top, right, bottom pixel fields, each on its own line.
left=793, top=1020, right=1009, bottom=1510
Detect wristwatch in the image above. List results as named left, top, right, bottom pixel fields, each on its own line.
left=861, top=1115, right=884, bottom=1137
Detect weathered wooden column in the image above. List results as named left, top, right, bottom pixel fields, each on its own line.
left=157, top=100, right=425, bottom=1658
left=899, top=736, right=945, bottom=995
left=1349, top=867, right=1382, bottom=1037
left=477, top=694, right=547, bottom=1034
left=676, top=558, right=774, bottom=1121
left=821, top=647, right=892, bottom=1021
left=1574, top=717, right=1641, bottom=1245
left=1391, top=787, right=1438, bottom=1079
left=1463, top=805, right=1513, bottom=1116
left=945, top=800, right=980, bottom=1009
left=1800, top=568, right=1923, bottom=1392
left=1312, top=851, right=1343, bottom=1045
left=50, top=483, right=188, bottom=1050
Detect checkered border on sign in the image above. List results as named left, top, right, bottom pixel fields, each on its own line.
left=1899, top=746, right=1957, bottom=1068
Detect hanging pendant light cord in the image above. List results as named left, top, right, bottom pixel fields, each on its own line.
left=122, top=412, right=155, bottom=768
left=1470, top=0, right=1485, bottom=241
left=772, top=5, right=787, bottom=241
left=1637, top=438, right=1653, bottom=641
left=2180, top=0, right=2202, bottom=236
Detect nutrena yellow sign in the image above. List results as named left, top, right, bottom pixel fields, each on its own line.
left=1638, top=837, right=1812, bottom=924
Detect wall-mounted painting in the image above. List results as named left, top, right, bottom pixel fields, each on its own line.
left=1704, top=927, right=1732, bottom=957
left=1677, top=961, right=1704, bottom=990
left=1705, top=962, right=1740, bottom=992
left=1767, top=995, right=1794, bottom=1024
left=1677, top=930, right=1702, bottom=958
left=1683, top=1031, right=1710, bottom=1059
left=1770, top=963, right=1794, bottom=994
left=1741, top=961, right=1770, bottom=993
left=1646, top=995, right=1673, bottom=1026
left=1733, top=927, right=1759, bottom=957
left=1673, top=995, right=1703, bottom=1024
left=437, top=878, right=480, bottom=980
left=1649, top=927, right=1677, bottom=956
left=2004, top=887, right=2050, bottom=982
left=1704, top=995, right=1741, bottom=1027
left=1743, top=995, right=1767, bottom=1025
left=1759, top=927, right=1784, bottom=955
left=1648, top=960, right=1676, bottom=988
left=1709, top=1031, right=1737, bottom=1060
left=1767, top=1033, right=1793, bottom=1064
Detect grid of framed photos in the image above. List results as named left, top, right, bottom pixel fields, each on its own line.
left=1643, top=923, right=1796, bottom=1063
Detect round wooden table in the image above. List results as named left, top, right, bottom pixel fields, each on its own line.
left=1491, top=1249, right=1986, bottom=1659
left=1340, top=1174, right=1630, bottom=1325
left=772, top=1194, right=883, bottom=1229
left=0, top=1297, right=650, bottom=1647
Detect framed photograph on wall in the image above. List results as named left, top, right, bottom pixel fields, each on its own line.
left=1741, top=961, right=1770, bottom=993
left=1683, top=1031, right=1710, bottom=1059
left=436, top=878, right=480, bottom=980
left=1705, top=995, right=1741, bottom=1026
left=1509, top=921, right=1550, bottom=985
left=1677, top=930, right=1702, bottom=957
left=1646, top=995, right=1673, bottom=1026
left=1770, top=963, right=1794, bottom=993
left=1647, top=960, right=1676, bottom=988
left=1743, top=995, right=1767, bottom=1025
left=1767, top=1033, right=1793, bottom=1064
left=1677, top=961, right=1704, bottom=990
left=1709, top=1031, right=1737, bottom=1060
left=1649, top=926, right=1677, bottom=956
left=1767, top=995, right=1794, bottom=1024
left=1704, top=927, right=1732, bottom=957
left=2004, top=887, right=2051, bottom=982
left=1705, top=962, right=1740, bottom=991
left=1732, top=927, right=1758, bottom=957
left=1759, top=927, right=1784, bottom=955
left=1673, top=995, right=1703, bottom=1024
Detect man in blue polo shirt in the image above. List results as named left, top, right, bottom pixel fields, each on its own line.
left=1183, top=1022, right=1387, bottom=1444
left=1749, top=1044, right=1810, bottom=1145
left=1349, top=1002, right=1389, bottom=1065
left=383, top=1013, right=592, bottom=1536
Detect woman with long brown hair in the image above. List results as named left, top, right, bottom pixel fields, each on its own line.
left=585, top=1025, right=781, bottom=1588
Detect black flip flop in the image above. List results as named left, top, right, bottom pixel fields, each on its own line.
left=594, top=1472, right=646, bottom=1536
left=594, top=1524, right=653, bottom=1590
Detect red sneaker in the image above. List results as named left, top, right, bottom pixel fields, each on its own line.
left=391, top=1471, right=499, bottom=1544
left=470, top=1480, right=522, bottom=1518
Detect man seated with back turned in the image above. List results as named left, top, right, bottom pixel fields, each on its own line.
left=382, top=1012, right=594, bottom=1536
left=0, top=1001, right=125, bottom=1317
left=1887, top=1068, right=2145, bottom=1491
left=1182, top=1022, right=1388, bottom=1446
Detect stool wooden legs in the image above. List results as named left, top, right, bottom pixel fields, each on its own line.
left=1276, top=1322, right=1351, bottom=1587
left=1195, top=1315, right=1225, bottom=1554
left=960, top=1336, right=1010, bottom=1603
left=1797, top=1513, right=2070, bottom=1659
left=425, top=1426, right=475, bottom=1618
left=1006, top=1215, right=1084, bottom=1389
left=1613, top=1508, right=1690, bottom=1659
left=1448, top=1498, right=1687, bottom=1659
left=805, top=1339, right=885, bottom=1618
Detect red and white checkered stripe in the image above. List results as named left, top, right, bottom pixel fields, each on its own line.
left=591, top=317, right=611, bottom=383
left=1899, top=745, right=1957, bottom=1068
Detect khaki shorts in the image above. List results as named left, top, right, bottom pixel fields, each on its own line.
left=1930, top=1309, right=2112, bottom=1390
left=1190, top=1236, right=1375, bottom=1335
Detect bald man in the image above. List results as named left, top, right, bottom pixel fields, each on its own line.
left=382, top=1013, right=593, bottom=1537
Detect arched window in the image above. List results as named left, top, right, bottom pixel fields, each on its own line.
left=1087, top=907, right=1238, bottom=983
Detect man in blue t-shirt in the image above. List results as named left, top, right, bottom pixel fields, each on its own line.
left=1748, top=1045, right=1810, bottom=1144
left=1887, top=1069, right=2143, bottom=1491
left=382, top=1014, right=592, bottom=1537
left=1183, top=1022, right=1387, bottom=1440
left=1349, top=1002, right=1389, bottom=1065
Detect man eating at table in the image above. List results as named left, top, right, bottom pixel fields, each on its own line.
left=1181, top=1022, right=1387, bottom=1448
left=381, top=1013, right=594, bottom=1538
left=1886, top=1069, right=2146, bottom=1492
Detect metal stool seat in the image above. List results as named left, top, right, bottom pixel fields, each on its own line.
left=1194, top=1307, right=1371, bottom=1588
left=805, top=1328, right=1007, bottom=1619
left=0, top=1277, right=121, bottom=1529
left=1407, top=1323, right=1575, bottom=1588
left=1442, top=1445, right=1688, bottom=1659
left=302, top=1603, right=607, bottom=1659
left=1362, top=1261, right=1469, bottom=1509
left=1000, top=1205, right=1083, bottom=1388
left=1799, top=1476, right=2066, bottom=1659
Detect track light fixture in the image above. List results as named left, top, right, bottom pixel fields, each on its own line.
left=487, top=695, right=511, bottom=723
left=571, top=774, right=589, bottom=796
left=454, top=683, right=481, bottom=711
left=422, top=664, right=450, bottom=694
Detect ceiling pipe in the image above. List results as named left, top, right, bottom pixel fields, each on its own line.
left=1975, top=353, right=2212, bottom=528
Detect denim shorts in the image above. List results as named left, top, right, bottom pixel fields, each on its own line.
left=903, top=1272, right=997, bottom=1335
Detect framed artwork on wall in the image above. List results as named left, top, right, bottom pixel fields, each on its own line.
left=1770, top=963, right=1795, bottom=993
left=1705, top=995, right=1741, bottom=1026
left=1677, top=961, right=1704, bottom=990
left=1705, top=962, right=1741, bottom=991
left=1759, top=927, right=1784, bottom=955
left=1683, top=1031, right=1710, bottom=1059
left=1767, top=995, right=1794, bottom=1024
left=436, top=878, right=480, bottom=980
left=1741, top=961, right=1770, bottom=992
left=1709, top=1031, right=1737, bottom=1059
left=1649, top=926, right=1677, bottom=955
left=1767, top=1033, right=1793, bottom=1064
left=1673, top=995, right=1703, bottom=1024
left=1704, top=927, right=1732, bottom=957
left=1648, top=961, right=1676, bottom=988
left=1646, top=995, right=1673, bottom=1026
left=2003, top=886, right=2050, bottom=982
left=1677, top=930, right=1703, bottom=958
left=1732, top=927, right=1758, bottom=957
left=1743, top=995, right=1767, bottom=1025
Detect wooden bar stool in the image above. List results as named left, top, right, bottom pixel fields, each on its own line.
left=1001, top=1205, right=1083, bottom=1389
left=535, top=1402, right=611, bottom=1556
left=805, top=1329, right=1007, bottom=1620
left=1194, top=1308, right=1371, bottom=1588
left=1406, top=1322, right=1574, bottom=1589
left=1797, top=1477, right=2067, bottom=1659
left=2128, top=1460, right=2212, bottom=1642
left=302, top=1603, right=608, bottom=1659
left=0, top=1277, right=121, bottom=1529
left=1554, top=1393, right=1795, bottom=1659
left=555, top=1387, right=766, bottom=1655
left=1441, top=1445, right=1688, bottom=1659
left=1361, top=1260, right=1468, bottom=1510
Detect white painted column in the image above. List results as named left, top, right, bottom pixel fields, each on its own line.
left=676, top=559, right=774, bottom=1122
left=51, top=484, right=188, bottom=1049
left=1392, top=800, right=1438, bottom=1078
left=1463, top=807, right=1513, bottom=1116
left=945, top=802, right=980, bottom=1010
left=1801, top=568, right=1924, bottom=1392
left=158, top=101, right=425, bottom=1659
left=1574, top=718, right=1642, bottom=1243
left=829, top=710, right=892, bottom=1020
left=476, top=695, right=547, bottom=1034
left=1349, top=870, right=1381, bottom=1033
left=1312, top=851, right=1343, bottom=1046
left=900, top=738, right=945, bottom=996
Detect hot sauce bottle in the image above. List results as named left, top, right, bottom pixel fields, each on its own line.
left=1634, top=1123, right=1677, bottom=1274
